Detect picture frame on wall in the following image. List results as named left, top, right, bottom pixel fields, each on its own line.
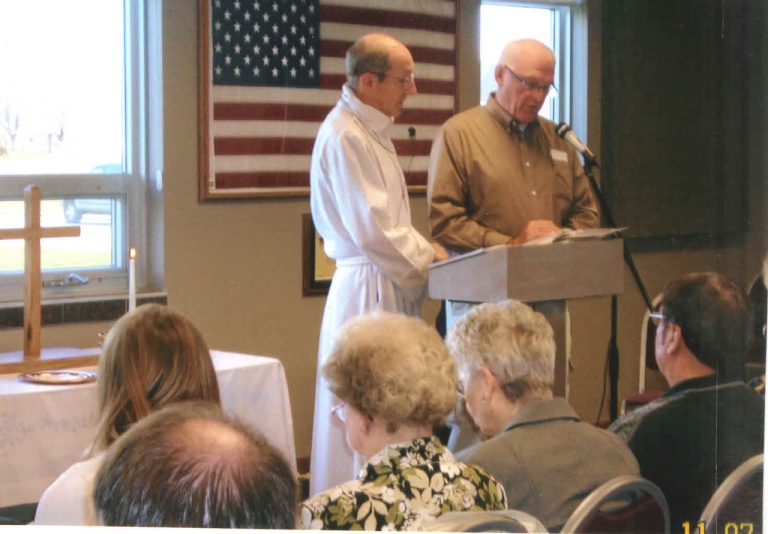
left=302, top=213, right=335, bottom=296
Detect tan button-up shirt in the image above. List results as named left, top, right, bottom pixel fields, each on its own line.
left=428, top=95, right=599, bottom=252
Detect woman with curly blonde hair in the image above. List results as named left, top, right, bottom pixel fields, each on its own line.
left=35, top=304, right=220, bottom=525
left=300, top=311, right=507, bottom=531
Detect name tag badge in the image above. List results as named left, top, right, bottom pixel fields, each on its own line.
left=550, top=149, right=568, bottom=163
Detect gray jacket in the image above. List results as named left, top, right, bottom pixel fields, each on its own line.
left=457, top=398, right=639, bottom=532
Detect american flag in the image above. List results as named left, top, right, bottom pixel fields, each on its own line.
left=200, top=0, right=457, bottom=198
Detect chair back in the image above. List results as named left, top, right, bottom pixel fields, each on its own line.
left=561, top=475, right=670, bottom=534
left=700, top=454, right=763, bottom=534
left=421, top=510, right=547, bottom=533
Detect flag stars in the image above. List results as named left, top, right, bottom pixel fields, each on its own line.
left=212, top=0, right=320, bottom=85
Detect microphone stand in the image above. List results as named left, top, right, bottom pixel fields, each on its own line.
left=581, top=159, right=653, bottom=421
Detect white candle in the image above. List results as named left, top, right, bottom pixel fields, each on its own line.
left=128, top=247, right=137, bottom=311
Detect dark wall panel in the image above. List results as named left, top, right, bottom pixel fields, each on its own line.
left=601, top=0, right=750, bottom=241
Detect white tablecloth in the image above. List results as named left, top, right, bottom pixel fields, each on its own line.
left=0, top=350, right=296, bottom=507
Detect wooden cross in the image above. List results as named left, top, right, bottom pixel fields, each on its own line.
left=0, top=185, right=80, bottom=359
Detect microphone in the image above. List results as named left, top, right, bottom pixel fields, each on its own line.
left=556, top=122, right=598, bottom=167
left=407, top=126, right=416, bottom=138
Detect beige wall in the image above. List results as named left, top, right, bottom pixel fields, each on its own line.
left=1, top=0, right=764, bottom=463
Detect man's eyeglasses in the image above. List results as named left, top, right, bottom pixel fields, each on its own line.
left=331, top=401, right=347, bottom=423
left=649, top=311, right=666, bottom=326
left=504, top=66, right=557, bottom=96
left=371, top=72, right=416, bottom=87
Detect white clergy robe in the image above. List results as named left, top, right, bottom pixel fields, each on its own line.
left=309, top=85, right=434, bottom=494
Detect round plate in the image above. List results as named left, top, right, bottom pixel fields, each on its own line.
left=18, top=370, right=97, bottom=385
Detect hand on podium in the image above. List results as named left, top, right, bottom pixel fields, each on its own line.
left=507, top=220, right=560, bottom=245
left=431, top=241, right=450, bottom=262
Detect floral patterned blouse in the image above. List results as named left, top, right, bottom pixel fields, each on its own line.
left=300, top=436, right=508, bottom=530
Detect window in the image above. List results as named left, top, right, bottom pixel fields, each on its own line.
left=479, top=1, right=578, bottom=124
left=0, top=0, right=162, bottom=303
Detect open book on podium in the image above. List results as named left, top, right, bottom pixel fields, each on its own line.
left=428, top=229, right=625, bottom=397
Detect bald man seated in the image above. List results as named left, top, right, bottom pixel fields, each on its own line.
left=93, top=401, right=297, bottom=528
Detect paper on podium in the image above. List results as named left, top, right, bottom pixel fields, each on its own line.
left=523, top=226, right=627, bottom=246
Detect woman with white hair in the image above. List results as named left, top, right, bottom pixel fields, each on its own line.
left=446, top=299, right=639, bottom=532
left=300, top=311, right=507, bottom=531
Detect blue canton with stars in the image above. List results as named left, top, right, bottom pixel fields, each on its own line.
left=211, top=0, right=321, bottom=87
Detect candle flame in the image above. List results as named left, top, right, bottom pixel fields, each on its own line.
left=129, top=247, right=137, bottom=260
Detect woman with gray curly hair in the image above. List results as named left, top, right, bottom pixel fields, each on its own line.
left=446, top=299, right=639, bottom=532
left=300, top=311, right=507, bottom=531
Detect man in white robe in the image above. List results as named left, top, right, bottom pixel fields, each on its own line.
left=309, top=33, right=447, bottom=494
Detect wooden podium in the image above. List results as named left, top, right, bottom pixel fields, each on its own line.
left=429, top=239, right=624, bottom=397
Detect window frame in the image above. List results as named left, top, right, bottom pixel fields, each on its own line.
left=0, top=0, right=161, bottom=304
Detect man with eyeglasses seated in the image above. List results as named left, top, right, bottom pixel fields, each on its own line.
left=427, top=39, right=598, bottom=329
left=609, top=272, right=765, bottom=531
left=309, top=33, right=448, bottom=496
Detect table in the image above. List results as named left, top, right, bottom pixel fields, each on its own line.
left=0, top=350, right=296, bottom=507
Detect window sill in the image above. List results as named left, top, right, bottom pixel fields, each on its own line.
left=0, top=292, right=168, bottom=329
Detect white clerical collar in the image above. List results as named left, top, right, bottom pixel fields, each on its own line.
left=341, top=84, right=394, bottom=134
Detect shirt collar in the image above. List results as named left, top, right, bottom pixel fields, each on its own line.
left=664, top=373, right=720, bottom=397
left=341, top=84, right=394, bottom=134
left=485, top=92, right=540, bottom=137
left=360, top=436, right=451, bottom=480
left=502, top=397, right=579, bottom=432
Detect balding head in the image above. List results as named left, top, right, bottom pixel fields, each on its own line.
left=498, top=39, right=556, bottom=73
left=494, top=39, right=556, bottom=124
left=345, top=33, right=416, bottom=117
left=94, top=401, right=297, bottom=529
